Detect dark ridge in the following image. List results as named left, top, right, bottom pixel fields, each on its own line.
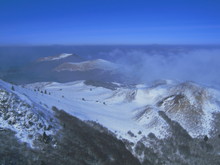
left=0, top=106, right=141, bottom=165
left=158, top=111, right=192, bottom=141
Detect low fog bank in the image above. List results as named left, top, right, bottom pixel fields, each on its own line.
left=109, top=48, right=220, bottom=88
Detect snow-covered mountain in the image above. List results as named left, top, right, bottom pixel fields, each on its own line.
left=55, top=59, right=118, bottom=72
left=3, top=53, right=123, bottom=84
left=22, top=79, right=220, bottom=164
left=1, top=78, right=220, bottom=164
left=22, top=80, right=220, bottom=141
left=37, top=53, right=73, bottom=62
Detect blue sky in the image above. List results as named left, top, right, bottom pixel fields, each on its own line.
left=0, top=0, right=220, bottom=45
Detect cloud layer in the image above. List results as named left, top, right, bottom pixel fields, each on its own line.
left=108, top=48, right=220, bottom=87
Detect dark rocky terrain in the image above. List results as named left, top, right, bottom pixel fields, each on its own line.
left=127, top=111, right=220, bottom=165
left=0, top=107, right=141, bottom=165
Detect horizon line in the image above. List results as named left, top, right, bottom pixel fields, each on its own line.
left=1, top=43, right=220, bottom=47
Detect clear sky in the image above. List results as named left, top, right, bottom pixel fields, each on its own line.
left=0, top=0, right=220, bottom=45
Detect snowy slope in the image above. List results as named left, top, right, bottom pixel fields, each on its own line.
left=1, top=77, right=220, bottom=160
left=0, top=80, right=59, bottom=147
left=1, top=77, right=219, bottom=147
left=23, top=81, right=150, bottom=143
left=22, top=80, right=220, bottom=146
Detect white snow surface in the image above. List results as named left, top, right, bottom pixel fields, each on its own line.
left=1, top=79, right=220, bottom=147
left=22, top=80, right=220, bottom=143
left=37, top=53, right=73, bottom=62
